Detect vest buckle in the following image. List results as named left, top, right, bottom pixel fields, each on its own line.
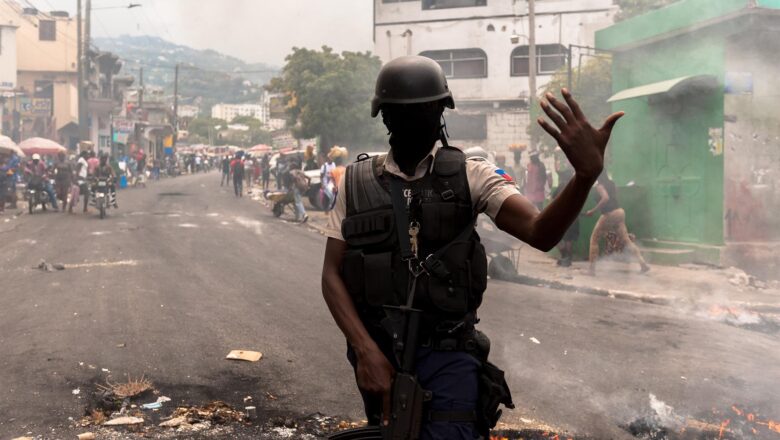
left=440, top=189, right=456, bottom=201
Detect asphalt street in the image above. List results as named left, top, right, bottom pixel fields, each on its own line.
left=1, top=171, right=778, bottom=439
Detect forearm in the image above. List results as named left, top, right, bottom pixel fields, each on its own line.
left=322, top=271, right=379, bottom=355
left=530, top=173, right=595, bottom=249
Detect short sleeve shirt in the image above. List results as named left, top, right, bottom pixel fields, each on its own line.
left=325, top=144, right=522, bottom=242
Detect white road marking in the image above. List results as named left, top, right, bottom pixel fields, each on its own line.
left=64, top=260, right=139, bottom=269
left=178, top=223, right=199, bottom=228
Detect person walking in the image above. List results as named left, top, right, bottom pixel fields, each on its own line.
left=320, top=153, right=336, bottom=211
left=289, top=159, right=310, bottom=223
left=231, top=153, right=245, bottom=197
left=261, top=154, right=271, bottom=191
left=585, top=172, right=650, bottom=274
left=221, top=155, right=231, bottom=186
left=321, top=56, right=624, bottom=439
left=53, top=152, right=74, bottom=212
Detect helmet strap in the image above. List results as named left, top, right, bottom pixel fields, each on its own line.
left=439, top=115, right=450, bottom=148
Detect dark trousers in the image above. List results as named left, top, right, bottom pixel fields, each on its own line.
left=347, top=345, right=481, bottom=440
left=233, top=178, right=243, bottom=197
left=221, top=171, right=230, bottom=186
left=0, top=177, right=7, bottom=212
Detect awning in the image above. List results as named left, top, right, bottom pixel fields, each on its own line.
left=608, top=75, right=719, bottom=103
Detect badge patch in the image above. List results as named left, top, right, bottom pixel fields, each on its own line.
left=495, top=169, right=514, bottom=182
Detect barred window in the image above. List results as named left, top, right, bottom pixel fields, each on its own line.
left=420, top=48, right=487, bottom=79
left=511, top=44, right=567, bottom=77
left=39, top=20, right=56, bottom=41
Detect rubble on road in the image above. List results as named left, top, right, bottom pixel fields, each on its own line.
left=103, top=416, right=144, bottom=426
left=165, top=400, right=245, bottom=426
left=35, top=259, right=65, bottom=272
left=226, top=349, right=263, bottom=362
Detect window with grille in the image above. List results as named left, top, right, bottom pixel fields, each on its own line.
left=511, top=44, right=567, bottom=77
left=39, top=20, right=56, bottom=41
left=419, top=48, right=487, bottom=79
left=422, top=0, right=487, bottom=9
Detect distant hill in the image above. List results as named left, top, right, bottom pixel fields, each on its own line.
left=94, top=35, right=279, bottom=112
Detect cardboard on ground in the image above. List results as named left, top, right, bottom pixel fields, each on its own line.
left=225, top=350, right=263, bottom=362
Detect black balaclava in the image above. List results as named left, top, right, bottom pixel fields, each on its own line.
left=382, top=101, right=444, bottom=176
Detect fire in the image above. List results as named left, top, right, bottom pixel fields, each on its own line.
left=727, top=404, right=780, bottom=436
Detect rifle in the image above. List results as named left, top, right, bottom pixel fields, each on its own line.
left=380, top=304, right=430, bottom=440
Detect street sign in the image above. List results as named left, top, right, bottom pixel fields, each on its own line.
left=32, top=99, right=52, bottom=115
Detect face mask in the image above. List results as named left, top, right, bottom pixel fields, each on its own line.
left=383, top=104, right=443, bottom=159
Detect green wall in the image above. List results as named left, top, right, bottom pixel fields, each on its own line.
left=606, top=33, right=726, bottom=246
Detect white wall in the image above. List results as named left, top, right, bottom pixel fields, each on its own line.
left=0, top=26, right=17, bottom=91
left=375, top=0, right=615, bottom=101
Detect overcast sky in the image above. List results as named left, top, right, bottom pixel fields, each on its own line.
left=39, top=0, right=374, bottom=66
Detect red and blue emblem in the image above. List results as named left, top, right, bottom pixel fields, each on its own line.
left=495, top=168, right=514, bottom=182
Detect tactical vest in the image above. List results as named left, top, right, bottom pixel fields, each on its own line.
left=340, top=146, right=488, bottom=335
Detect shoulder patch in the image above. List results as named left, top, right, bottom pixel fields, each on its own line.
left=495, top=169, right=514, bottom=182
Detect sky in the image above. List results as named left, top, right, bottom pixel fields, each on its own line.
left=37, top=0, right=375, bottom=66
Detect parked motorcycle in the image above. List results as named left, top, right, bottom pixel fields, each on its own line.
left=26, top=176, right=49, bottom=214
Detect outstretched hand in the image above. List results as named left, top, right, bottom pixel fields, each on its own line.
left=537, top=89, right=624, bottom=181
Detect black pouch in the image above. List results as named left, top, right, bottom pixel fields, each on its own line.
left=477, top=361, right=515, bottom=438
left=425, top=241, right=472, bottom=314
left=363, top=252, right=396, bottom=307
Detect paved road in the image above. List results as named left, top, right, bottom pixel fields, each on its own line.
left=1, top=172, right=778, bottom=439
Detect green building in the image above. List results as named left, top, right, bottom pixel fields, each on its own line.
left=593, top=0, right=780, bottom=275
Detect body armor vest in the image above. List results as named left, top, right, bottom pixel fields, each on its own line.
left=340, top=146, right=488, bottom=335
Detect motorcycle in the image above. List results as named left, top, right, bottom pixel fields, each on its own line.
left=26, top=175, right=49, bottom=214
left=91, top=177, right=111, bottom=219
left=264, top=189, right=295, bottom=218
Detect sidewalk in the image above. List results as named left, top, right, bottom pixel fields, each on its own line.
left=300, top=208, right=780, bottom=317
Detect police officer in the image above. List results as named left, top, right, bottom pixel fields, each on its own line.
left=322, top=56, right=623, bottom=439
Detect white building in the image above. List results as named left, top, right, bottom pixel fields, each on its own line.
left=373, top=0, right=616, bottom=155
left=211, top=102, right=267, bottom=124
left=178, top=104, right=200, bottom=119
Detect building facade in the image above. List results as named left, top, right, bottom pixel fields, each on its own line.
left=373, top=0, right=616, bottom=156
left=596, top=0, right=780, bottom=275
left=211, top=102, right=267, bottom=124
left=0, top=2, right=79, bottom=144
left=0, top=23, right=19, bottom=137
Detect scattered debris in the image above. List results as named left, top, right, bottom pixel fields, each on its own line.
left=529, top=337, right=541, bottom=344
left=103, top=416, right=144, bottom=426
left=116, top=343, right=126, bottom=348
left=36, top=259, right=65, bottom=272
left=96, top=375, right=154, bottom=399
left=72, top=388, right=81, bottom=395
left=167, top=401, right=245, bottom=426
left=159, top=416, right=187, bottom=428
left=226, top=350, right=263, bottom=362
left=77, top=433, right=96, bottom=440
left=141, top=401, right=162, bottom=410
left=245, top=406, right=257, bottom=420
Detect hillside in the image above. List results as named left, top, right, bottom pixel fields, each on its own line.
left=94, top=35, right=279, bottom=111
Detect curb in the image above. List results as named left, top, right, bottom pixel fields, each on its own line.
left=507, top=271, right=779, bottom=315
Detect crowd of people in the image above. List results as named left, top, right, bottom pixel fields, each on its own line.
left=218, top=145, right=348, bottom=225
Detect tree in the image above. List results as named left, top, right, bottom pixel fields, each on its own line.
left=268, top=47, right=385, bottom=149
left=188, top=117, right=228, bottom=142
left=529, top=56, right=613, bottom=151
left=614, top=0, right=678, bottom=21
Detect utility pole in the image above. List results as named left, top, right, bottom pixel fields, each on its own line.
left=77, top=0, right=87, bottom=142
left=528, top=0, right=537, bottom=150
left=83, top=0, right=92, bottom=144
left=172, top=63, right=179, bottom=147
left=138, top=67, right=144, bottom=109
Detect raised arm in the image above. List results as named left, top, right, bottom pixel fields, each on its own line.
left=495, top=89, right=623, bottom=251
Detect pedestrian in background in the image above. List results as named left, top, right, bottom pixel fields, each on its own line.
left=231, top=153, right=245, bottom=197
left=553, top=167, right=579, bottom=267
left=586, top=172, right=650, bottom=275
left=53, top=152, right=73, bottom=212
left=288, top=159, right=309, bottom=223
left=524, top=151, right=549, bottom=210
left=221, top=155, right=231, bottom=186
left=261, top=154, right=271, bottom=191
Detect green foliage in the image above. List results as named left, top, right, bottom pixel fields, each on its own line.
left=188, top=117, right=228, bottom=140
left=614, top=0, right=678, bottom=21
left=268, top=47, right=385, bottom=149
left=529, top=57, right=613, bottom=151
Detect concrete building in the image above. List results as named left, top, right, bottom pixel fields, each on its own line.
left=373, top=0, right=616, bottom=156
left=0, top=22, right=19, bottom=137
left=596, top=0, right=780, bottom=275
left=211, top=102, right=267, bottom=123
left=0, top=1, right=79, bottom=144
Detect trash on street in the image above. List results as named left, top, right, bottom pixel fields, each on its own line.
left=225, top=349, right=263, bottom=362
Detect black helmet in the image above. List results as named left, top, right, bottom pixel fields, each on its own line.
left=371, top=56, right=455, bottom=117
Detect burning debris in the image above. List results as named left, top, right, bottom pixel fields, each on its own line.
left=697, top=304, right=780, bottom=334
left=625, top=394, right=780, bottom=439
